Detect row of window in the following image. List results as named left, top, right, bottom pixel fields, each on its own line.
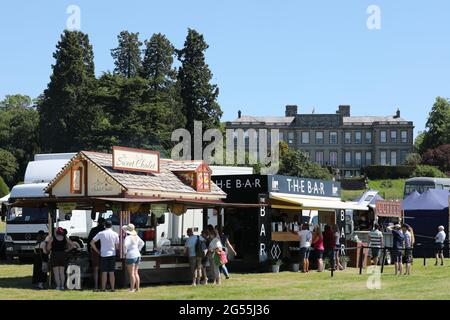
left=304, top=150, right=409, bottom=167
left=281, top=130, right=409, bottom=145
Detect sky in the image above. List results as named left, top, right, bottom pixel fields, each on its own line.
left=1, top=0, right=449, bottom=138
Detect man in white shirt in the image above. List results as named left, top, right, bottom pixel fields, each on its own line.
left=434, top=225, right=446, bottom=266
left=90, top=220, right=119, bottom=291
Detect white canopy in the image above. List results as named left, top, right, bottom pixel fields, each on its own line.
left=10, top=183, right=49, bottom=199
left=270, top=192, right=369, bottom=211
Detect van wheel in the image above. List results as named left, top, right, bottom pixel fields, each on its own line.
left=384, top=251, right=392, bottom=265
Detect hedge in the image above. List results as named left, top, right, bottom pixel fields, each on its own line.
left=363, top=165, right=415, bottom=180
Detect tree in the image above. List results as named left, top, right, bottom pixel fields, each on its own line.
left=404, top=153, right=422, bottom=167
left=141, top=33, right=177, bottom=91
left=421, top=97, right=450, bottom=152
left=0, top=176, right=9, bottom=197
left=422, top=144, right=450, bottom=174
left=111, top=31, right=142, bottom=78
left=177, top=28, right=222, bottom=158
left=0, top=95, right=40, bottom=184
left=37, top=30, right=102, bottom=152
left=411, top=165, right=447, bottom=178
left=278, top=142, right=332, bottom=180
left=0, top=94, right=32, bottom=110
left=414, top=131, right=425, bottom=153
left=0, top=149, right=19, bottom=186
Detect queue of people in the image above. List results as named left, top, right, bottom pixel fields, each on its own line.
left=184, top=225, right=237, bottom=286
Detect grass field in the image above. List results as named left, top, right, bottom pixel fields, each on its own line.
left=0, top=260, right=449, bottom=300
left=342, top=179, right=405, bottom=201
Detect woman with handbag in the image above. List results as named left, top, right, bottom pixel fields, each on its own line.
left=207, top=228, right=223, bottom=285
left=32, top=231, right=48, bottom=289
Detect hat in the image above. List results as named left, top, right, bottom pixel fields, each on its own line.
left=55, top=227, right=65, bottom=235
left=438, top=225, right=445, bottom=231
left=122, top=223, right=137, bottom=236
left=394, top=224, right=401, bottom=229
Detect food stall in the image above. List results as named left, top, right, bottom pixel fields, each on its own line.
left=10, top=147, right=252, bottom=287
left=212, top=174, right=369, bottom=271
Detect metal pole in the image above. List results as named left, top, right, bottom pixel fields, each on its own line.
left=380, top=247, right=386, bottom=274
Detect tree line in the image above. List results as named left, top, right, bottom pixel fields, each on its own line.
left=0, top=28, right=222, bottom=190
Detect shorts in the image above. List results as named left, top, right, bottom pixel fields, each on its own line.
left=300, top=247, right=310, bottom=260
left=404, top=249, right=412, bottom=264
left=188, top=256, right=202, bottom=278
left=371, top=247, right=381, bottom=259
left=50, top=251, right=67, bottom=267
left=435, top=243, right=444, bottom=255
left=101, top=256, right=116, bottom=272
left=126, top=257, right=141, bottom=265
left=392, top=249, right=403, bottom=263
left=315, top=249, right=324, bottom=259
left=91, top=250, right=100, bottom=268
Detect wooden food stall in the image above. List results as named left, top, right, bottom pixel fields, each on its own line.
left=10, top=147, right=234, bottom=287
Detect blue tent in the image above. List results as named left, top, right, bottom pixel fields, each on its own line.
left=403, top=189, right=449, bottom=257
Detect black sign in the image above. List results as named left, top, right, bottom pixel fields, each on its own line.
left=268, top=175, right=341, bottom=198
left=258, top=194, right=271, bottom=263
left=336, top=209, right=347, bottom=255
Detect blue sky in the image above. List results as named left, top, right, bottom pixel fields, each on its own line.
left=1, top=1, right=449, bottom=137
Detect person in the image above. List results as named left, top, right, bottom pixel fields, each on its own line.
left=388, top=224, right=404, bottom=275
left=402, top=224, right=412, bottom=275
left=47, top=227, right=75, bottom=290
left=311, top=225, right=324, bottom=272
left=333, top=225, right=344, bottom=270
left=200, top=230, right=210, bottom=284
left=122, top=223, right=144, bottom=292
left=32, top=231, right=48, bottom=289
left=323, top=225, right=335, bottom=270
left=434, top=225, right=446, bottom=266
left=207, top=228, right=223, bottom=285
left=298, top=223, right=312, bottom=273
left=184, top=228, right=202, bottom=286
left=90, top=220, right=119, bottom=292
left=87, top=217, right=105, bottom=291
left=217, top=226, right=237, bottom=279
left=368, top=223, right=384, bottom=266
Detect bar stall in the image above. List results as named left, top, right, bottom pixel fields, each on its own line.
left=212, top=174, right=369, bottom=271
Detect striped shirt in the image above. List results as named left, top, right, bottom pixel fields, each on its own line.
left=369, top=230, right=383, bottom=248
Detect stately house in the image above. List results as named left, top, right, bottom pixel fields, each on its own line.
left=225, top=105, right=414, bottom=177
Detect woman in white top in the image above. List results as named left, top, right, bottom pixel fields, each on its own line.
left=208, top=228, right=223, bottom=285
left=122, top=224, right=145, bottom=292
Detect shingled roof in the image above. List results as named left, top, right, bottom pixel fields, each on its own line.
left=45, top=151, right=225, bottom=197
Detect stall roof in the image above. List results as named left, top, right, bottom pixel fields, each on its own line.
left=270, top=193, right=369, bottom=211
left=45, top=151, right=226, bottom=198
left=402, top=189, right=449, bottom=211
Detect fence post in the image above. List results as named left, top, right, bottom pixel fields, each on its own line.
left=359, top=246, right=364, bottom=275
left=380, top=247, right=386, bottom=274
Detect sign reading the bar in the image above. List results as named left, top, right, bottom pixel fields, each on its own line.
left=375, top=200, right=402, bottom=217
left=268, top=175, right=341, bottom=198
left=112, top=146, right=160, bottom=174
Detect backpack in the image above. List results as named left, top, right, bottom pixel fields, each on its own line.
left=195, top=236, right=207, bottom=258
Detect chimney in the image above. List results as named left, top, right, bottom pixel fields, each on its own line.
left=337, top=105, right=350, bottom=117
left=285, top=105, right=298, bottom=117
left=394, top=108, right=400, bottom=119
left=238, top=110, right=242, bottom=119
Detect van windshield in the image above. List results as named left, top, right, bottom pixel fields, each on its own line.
left=7, top=207, right=48, bottom=224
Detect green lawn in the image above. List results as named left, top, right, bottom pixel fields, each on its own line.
left=0, top=260, right=449, bottom=300
left=342, top=179, right=405, bottom=201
